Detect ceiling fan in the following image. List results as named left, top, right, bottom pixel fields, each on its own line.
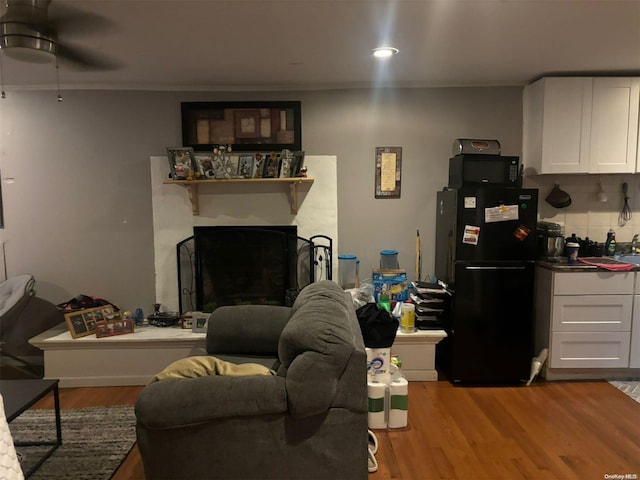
left=0, top=0, right=121, bottom=70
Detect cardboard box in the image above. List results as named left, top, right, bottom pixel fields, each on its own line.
left=372, top=269, right=409, bottom=303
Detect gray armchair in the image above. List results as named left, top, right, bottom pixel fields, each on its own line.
left=0, top=274, right=64, bottom=377
left=135, top=280, right=368, bottom=480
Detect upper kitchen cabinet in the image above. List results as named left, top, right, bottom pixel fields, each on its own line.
left=523, top=77, right=640, bottom=174
left=591, top=78, right=640, bottom=173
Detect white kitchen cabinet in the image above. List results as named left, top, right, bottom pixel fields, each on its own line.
left=523, top=77, right=640, bottom=174
left=523, top=77, right=591, bottom=174
left=631, top=273, right=640, bottom=367
left=534, top=267, right=634, bottom=377
left=590, top=78, right=640, bottom=173
left=631, top=295, right=640, bottom=368
left=552, top=295, right=632, bottom=332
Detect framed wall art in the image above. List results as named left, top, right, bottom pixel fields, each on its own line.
left=181, top=101, right=302, bottom=152
left=375, top=146, right=402, bottom=198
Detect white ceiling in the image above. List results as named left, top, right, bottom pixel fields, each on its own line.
left=2, top=0, right=640, bottom=91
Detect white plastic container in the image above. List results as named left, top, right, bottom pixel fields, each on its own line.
left=380, top=249, right=399, bottom=269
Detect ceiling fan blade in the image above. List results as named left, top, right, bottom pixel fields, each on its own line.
left=48, top=3, right=118, bottom=37
left=56, top=43, right=123, bottom=71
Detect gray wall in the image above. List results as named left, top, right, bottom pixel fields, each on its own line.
left=0, top=86, right=523, bottom=312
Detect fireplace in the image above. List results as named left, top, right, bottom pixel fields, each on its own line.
left=177, top=226, right=332, bottom=313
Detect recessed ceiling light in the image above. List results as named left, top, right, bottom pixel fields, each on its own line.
left=372, top=47, right=399, bottom=58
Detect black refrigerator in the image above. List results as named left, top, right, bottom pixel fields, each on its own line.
left=435, top=186, right=538, bottom=385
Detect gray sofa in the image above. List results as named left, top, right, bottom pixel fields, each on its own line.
left=135, top=280, right=368, bottom=480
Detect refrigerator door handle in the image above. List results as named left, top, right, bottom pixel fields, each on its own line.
left=464, top=266, right=527, bottom=271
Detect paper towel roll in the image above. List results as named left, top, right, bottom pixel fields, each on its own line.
left=388, top=377, right=408, bottom=429
left=367, top=381, right=387, bottom=429
left=366, top=347, right=391, bottom=384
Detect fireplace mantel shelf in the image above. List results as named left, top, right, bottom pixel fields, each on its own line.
left=163, top=177, right=314, bottom=215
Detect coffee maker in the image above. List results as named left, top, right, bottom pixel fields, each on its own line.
left=537, top=221, right=565, bottom=261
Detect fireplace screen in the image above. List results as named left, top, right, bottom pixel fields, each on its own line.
left=177, top=226, right=332, bottom=313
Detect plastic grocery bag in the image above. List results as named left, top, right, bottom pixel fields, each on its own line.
left=356, top=303, right=399, bottom=348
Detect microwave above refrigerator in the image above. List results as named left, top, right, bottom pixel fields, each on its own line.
left=448, top=154, right=522, bottom=189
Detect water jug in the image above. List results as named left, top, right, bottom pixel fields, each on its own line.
left=338, top=254, right=358, bottom=289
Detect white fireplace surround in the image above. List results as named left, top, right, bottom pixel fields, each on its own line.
left=150, top=155, right=339, bottom=312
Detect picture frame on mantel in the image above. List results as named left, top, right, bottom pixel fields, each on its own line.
left=167, top=147, right=198, bottom=180
left=181, top=101, right=302, bottom=152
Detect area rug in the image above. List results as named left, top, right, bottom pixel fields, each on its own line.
left=9, top=405, right=136, bottom=480
left=609, top=379, right=640, bottom=404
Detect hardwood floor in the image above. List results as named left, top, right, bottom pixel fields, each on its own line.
left=29, top=380, right=639, bottom=480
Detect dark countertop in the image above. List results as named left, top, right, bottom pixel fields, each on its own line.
left=537, top=260, right=598, bottom=271
left=537, top=258, right=640, bottom=272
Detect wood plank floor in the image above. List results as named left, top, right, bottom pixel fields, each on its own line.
left=29, top=380, right=640, bottom=480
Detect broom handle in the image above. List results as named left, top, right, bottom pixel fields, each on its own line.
left=415, top=230, right=420, bottom=281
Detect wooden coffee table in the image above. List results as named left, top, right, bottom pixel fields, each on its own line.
left=0, top=378, right=61, bottom=478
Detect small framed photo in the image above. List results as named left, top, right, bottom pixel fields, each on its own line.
left=180, top=314, right=193, bottom=329
left=65, top=312, right=91, bottom=339
left=227, top=155, right=240, bottom=178
left=238, top=155, right=254, bottom=178
left=167, top=147, right=198, bottom=180
left=252, top=153, right=265, bottom=178
left=195, top=154, right=216, bottom=179
left=279, top=150, right=293, bottom=178
left=263, top=153, right=280, bottom=178
left=291, top=151, right=305, bottom=177
left=64, top=305, right=115, bottom=338
left=191, top=314, right=209, bottom=333
left=96, top=318, right=134, bottom=338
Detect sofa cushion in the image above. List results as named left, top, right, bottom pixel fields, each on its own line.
left=152, top=355, right=275, bottom=382
left=207, top=305, right=291, bottom=355
left=210, top=353, right=280, bottom=371
left=278, top=281, right=356, bottom=418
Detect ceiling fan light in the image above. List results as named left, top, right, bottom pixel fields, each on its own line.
left=3, top=45, right=55, bottom=63
left=0, top=17, right=57, bottom=62
left=372, top=47, right=399, bottom=58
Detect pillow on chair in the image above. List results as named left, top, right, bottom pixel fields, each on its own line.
left=152, top=355, right=275, bottom=382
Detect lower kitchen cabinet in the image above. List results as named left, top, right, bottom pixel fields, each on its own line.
left=631, top=289, right=640, bottom=367
left=550, top=331, right=631, bottom=368
left=534, top=267, right=638, bottom=379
